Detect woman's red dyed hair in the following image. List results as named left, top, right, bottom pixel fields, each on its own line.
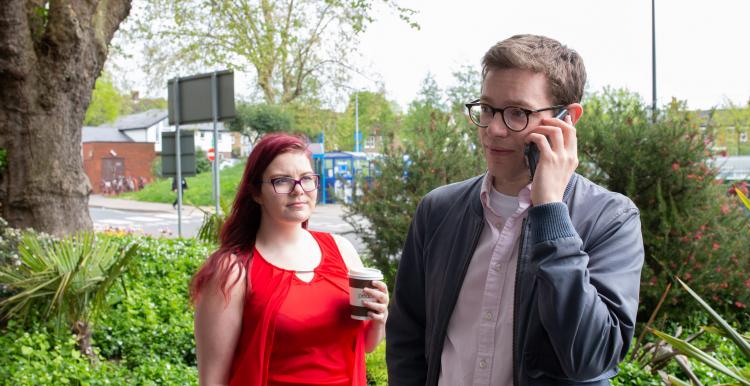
left=190, top=133, right=312, bottom=304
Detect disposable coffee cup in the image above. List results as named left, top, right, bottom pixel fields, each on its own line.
left=348, top=267, right=383, bottom=320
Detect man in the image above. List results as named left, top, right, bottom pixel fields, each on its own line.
left=172, top=176, right=188, bottom=209
left=386, top=34, right=644, bottom=386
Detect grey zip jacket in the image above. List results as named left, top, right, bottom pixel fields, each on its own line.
left=386, top=173, right=644, bottom=386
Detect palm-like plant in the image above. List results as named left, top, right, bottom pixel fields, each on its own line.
left=645, top=277, right=750, bottom=385
left=194, top=198, right=230, bottom=245
left=0, top=232, right=137, bottom=357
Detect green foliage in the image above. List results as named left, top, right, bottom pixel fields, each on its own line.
left=121, top=161, right=246, bottom=207
left=151, top=155, right=162, bottom=178
left=402, top=73, right=448, bottom=141
left=332, top=91, right=398, bottom=152
left=0, top=320, right=198, bottom=385
left=343, top=70, right=483, bottom=285
left=633, top=279, right=750, bottom=385
left=576, top=88, right=750, bottom=325
left=196, top=199, right=231, bottom=245
left=127, top=96, right=168, bottom=114
left=84, top=72, right=128, bottom=126
left=0, top=216, right=23, bottom=267
left=446, top=64, right=481, bottom=113
left=344, top=138, right=481, bottom=280
left=0, top=147, right=7, bottom=172
left=194, top=148, right=212, bottom=174
left=228, top=103, right=295, bottom=141
left=704, top=99, right=750, bottom=156
left=366, top=342, right=388, bottom=385
left=0, top=232, right=137, bottom=338
left=93, top=236, right=207, bottom=369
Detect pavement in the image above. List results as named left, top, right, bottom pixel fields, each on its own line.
left=89, top=194, right=213, bottom=216
left=88, top=194, right=347, bottom=217
left=88, top=194, right=352, bottom=237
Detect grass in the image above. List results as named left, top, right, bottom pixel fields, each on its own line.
left=120, top=162, right=246, bottom=207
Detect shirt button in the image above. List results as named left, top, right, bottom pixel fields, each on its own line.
left=479, top=359, right=487, bottom=369
left=484, top=311, right=493, bottom=321
left=496, top=222, right=503, bottom=228
left=492, top=263, right=501, bottom=272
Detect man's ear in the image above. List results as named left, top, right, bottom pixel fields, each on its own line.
left=567, top=103, right=583, bottom=124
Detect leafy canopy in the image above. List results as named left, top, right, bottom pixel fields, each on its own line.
left=123, top=0, right=417, bottom=105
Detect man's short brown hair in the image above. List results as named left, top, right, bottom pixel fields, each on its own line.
left=482, top=34, right=586, bottom=105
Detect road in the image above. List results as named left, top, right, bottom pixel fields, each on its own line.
left=89, top=202, right=366, bottom=252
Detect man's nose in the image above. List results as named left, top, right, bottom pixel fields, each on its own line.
left=486, top=113, right=510, bottom=137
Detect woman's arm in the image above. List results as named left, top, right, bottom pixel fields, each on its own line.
left=332, top=234, right=389, bottom=353
left=194, top=256, right=246, bottom=386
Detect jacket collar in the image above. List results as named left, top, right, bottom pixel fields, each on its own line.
left=471, top=172, right=579, bottom=215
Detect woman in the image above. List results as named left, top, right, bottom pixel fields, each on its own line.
left=191, top=133, right=388, bottom=386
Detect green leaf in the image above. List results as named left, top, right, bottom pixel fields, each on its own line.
left=650, top=328, right=750, bottom=385
left=667, top=375, right=692, bottom=386
left=676, top=277, right=750, bottom=359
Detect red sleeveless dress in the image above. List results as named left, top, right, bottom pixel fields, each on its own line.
left=228, top=231, right=369, bottom=386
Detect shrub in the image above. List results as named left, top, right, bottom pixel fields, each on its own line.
left=93, top=236, right=207, bottom=367
left=0, top=319, right=197, bottom=385
left=366, top=342, right=388, bottom=385
left=343, top=121, right=484, bottom=286
left=576, top=89, right=750, bottom=326
left=0, top=232, right=137, bottom=357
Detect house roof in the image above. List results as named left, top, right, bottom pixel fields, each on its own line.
left=82, top=126, right=134, bottom=143
left=112, top=109, right=167, bottom=131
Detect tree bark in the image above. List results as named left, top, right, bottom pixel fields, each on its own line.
left=0, top=0, right=130, bottom=235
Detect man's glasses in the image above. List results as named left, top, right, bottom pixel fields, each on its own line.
left=261, top=174, right=320, bottom=194
left=465, top=99, right=565, bottom=132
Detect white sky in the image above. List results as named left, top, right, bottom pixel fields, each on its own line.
left=351, top=0, right=750, bottom=111
left=114, top=0, right=750, bottom=112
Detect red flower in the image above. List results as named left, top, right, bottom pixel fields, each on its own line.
left=745, top=278, right=750, bottom=288
left=712, top=243, right=720, bottom=251
left=735, top=301, right=746, bottom=309
left=721, top=203, right=730, bottom=214
left=672, top=163, right=680, bottom=171
left=685, top=272, right=692, bottom=281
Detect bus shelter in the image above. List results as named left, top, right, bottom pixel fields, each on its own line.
left=313, top=151, right=376, bottom=204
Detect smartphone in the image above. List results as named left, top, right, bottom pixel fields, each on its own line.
left=524, top=108, right=569, bottom=180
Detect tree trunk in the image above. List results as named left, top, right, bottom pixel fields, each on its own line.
left=0, top=0, right=131, bottom=236
left=73, top=320, right=96, bottom=360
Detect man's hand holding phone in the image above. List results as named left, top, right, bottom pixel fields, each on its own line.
left=524, top=109, right=579, bottom=206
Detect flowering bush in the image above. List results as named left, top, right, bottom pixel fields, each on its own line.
left=577, top=89, right=750, bottom=327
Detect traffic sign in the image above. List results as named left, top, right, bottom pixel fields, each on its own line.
left=207, top=147, right=215, bottom=161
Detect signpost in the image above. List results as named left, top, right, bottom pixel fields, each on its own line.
left=207, top=147, right=215, bottom=162
left=167, top=70, right=235, bottom=237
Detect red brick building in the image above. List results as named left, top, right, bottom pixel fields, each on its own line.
left=82, top=126, right=157, bottom=194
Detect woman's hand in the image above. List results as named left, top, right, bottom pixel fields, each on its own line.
left=363, top=280, right=389, bottom=324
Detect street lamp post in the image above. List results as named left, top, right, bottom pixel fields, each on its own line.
left=355, top=92, right=360, bottom=152
left=652, top=0, right=657, bottom=122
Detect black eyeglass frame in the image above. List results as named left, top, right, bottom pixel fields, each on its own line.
left=465, top=99, right=566, bottom=132
left=259, top=174, right=321, bottom=194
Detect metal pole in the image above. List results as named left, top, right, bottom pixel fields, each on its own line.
left=174, top=77, right=183, bottom=238
left=651, top=0, right=657, bottom=122
left=211, top=72, right=220, bottom=215
left=355, top=92, right=360, bottom=152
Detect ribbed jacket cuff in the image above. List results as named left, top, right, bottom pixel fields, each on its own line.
left=529, top=202, right=576, bottom=243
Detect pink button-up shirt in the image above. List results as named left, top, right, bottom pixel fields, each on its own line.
left=438, top=174, right=532, bottom=386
